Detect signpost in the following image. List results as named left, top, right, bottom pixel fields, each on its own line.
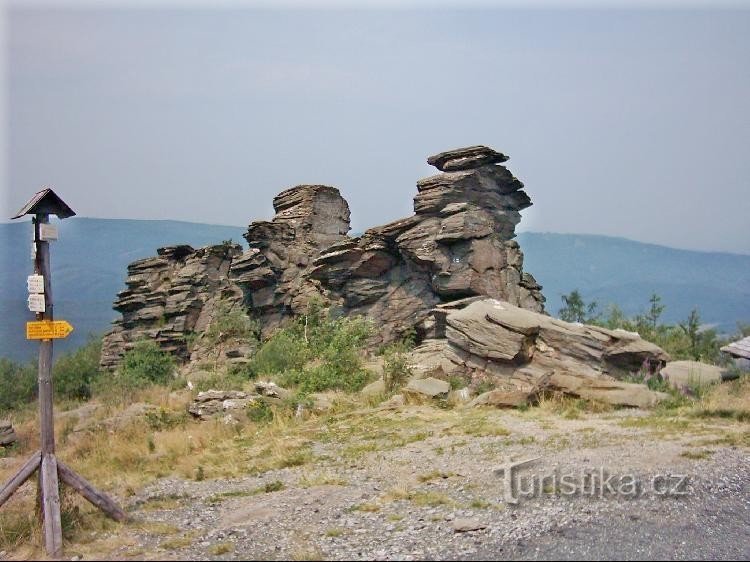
left=0, top=189, right=126, bottom=558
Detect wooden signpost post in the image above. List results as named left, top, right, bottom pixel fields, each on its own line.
left=0, top=189, right=126, bottom=558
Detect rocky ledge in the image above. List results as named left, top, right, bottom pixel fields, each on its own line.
left=409, top=298, right=671, bottom=408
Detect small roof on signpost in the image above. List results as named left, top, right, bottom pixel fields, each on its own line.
left=10, top=188, right=76, bottom=220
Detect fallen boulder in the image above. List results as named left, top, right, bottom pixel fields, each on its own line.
left=410, top=299, right=670, bottom=408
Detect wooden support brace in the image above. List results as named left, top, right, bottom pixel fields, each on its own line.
left=58, top=460, right=128, bottom=522
left=0, top=451, right=41, bottom=508
left=40, top=453, right=63, bottom=558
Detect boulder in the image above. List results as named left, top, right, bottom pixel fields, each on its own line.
left=188, top=390, right=259, bottom=420
left=404, top=377, right=451, bottom=398
left=0, top=421, right=17, bottom=446
left=411, top=299, right=670, bottom=408
left=661, top=360, right=732, bottom=389
left=254, top=381, right=291, bottom=400
left=361, top=378, right=386, bottom=397
left=469, top=389, right=532, bottom=409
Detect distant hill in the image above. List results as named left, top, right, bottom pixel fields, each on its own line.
left=1, top=219, right=748, bottom=361
left=517, top=232, right=750, bottom=333
left=0, top=218, right=246, bottom=361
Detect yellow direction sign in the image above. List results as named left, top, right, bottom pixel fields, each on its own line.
left=26, top=320, right=74, bottom=340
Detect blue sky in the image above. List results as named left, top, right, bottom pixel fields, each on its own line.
left=4, top=2, right=750, bottom=253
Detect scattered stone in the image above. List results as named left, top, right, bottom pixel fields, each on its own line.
left=379, top=394, right=405, bottom=410
left=0, top=421, right=17, bottom=446
left=451, top=518, right=487, bottom=532
left=254, top=381, right=291, bottom=400
left=188, top=390, right=258, bottom=420
left=469, top=389, right=531, bottom=409
left=361, top=379, right=386, bottom=397
left=405, top=377, right=451, bottom=398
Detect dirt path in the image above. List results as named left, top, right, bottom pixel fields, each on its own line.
left=64, top=406, right=748, bottom=561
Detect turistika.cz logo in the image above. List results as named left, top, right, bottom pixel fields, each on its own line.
left=494, top=458, right=690, bottom=504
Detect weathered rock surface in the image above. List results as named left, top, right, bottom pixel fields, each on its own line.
left=308, top=146, right=544, bottom=344
left=469, top=389, right=532, bottom=409
left=661, top=360, right=733, bottom=389
left=100, top=243, right=244, bottom=370
left=230, top=185, right=351, bottom=334
left=410, top=299, right=670, bottom=408
left=102, top=146, right=545, bottom=369
left=188, top=390, right=258, bottom=420
left=0, top=421, right=17, bottom=446
left=405, top=377, right=451, bottom=398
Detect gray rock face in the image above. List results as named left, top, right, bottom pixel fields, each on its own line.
left=101, top=146, right=545, bottom=369
left=410, top=299, right=671, bottom=408
left=307, top=148, right=544, bottom=344
left=405, top=377, right=451, bottom=398
left=661, top=360, right=732, bottom=389
left=0, top=421, right=17, bottom=446
left=100, top=243, right=243, bottom=370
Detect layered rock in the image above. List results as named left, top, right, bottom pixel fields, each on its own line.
left=307, top=146, right=545, bottom=343
left=102, top=146, right=545, bottom=368
left=409, top=298, right=671, bottom=408
left=230, top=185, right=351, bottom=333
left=100, top=243, right=243, bottom=369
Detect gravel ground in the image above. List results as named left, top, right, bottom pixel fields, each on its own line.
left=64, top=407, right=748, bottom=561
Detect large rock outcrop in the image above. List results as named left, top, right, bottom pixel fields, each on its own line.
left=409, top=298, right=671, bottom=408
left=229, top=185, right=351, bottom=333
left=101, top=146, right=545, bottom=369
left=100, top=243, right=243, bottom=369
left=307, top=145, right=544, bottom=343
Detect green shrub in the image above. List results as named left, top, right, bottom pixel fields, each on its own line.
left=0, top=359, right=36, bottom=413
left=247, top=400, right=274, bottom=423
left=247, top=331, right=309, bottom=378
left=204, top=302, right=260, bottom=346
left=381, top=333, right=415, bottom=393
left=52, top=336, right=102, bottom=401
left=247, top=299, right=374, bottom=393
left=118, top=340, right=175, bottom=388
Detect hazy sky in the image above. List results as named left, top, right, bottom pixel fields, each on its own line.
left=3, top=2, right=750, bottom=253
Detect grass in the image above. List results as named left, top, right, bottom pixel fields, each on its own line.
left=680, top=449, right=714, bottom=460
left=210, top=542, right=234, bottom=555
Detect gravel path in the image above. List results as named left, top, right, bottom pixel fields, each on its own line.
left=72, top=407, right=749, bottom=561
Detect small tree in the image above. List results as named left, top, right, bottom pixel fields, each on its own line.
left=679, top=308, right=702, bottom=360
left=646, top=293, right=665, bottom=331
left=559, top=290, right=598, bottom=323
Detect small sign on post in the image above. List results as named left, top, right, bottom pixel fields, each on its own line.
left=27, top=274, right=45, bottom=294
left=26, top=320, right=74, bottom=340
left=2, top=188, right=126, bottom=559
left=39, top=224, right=58, bottom=241
left=27, top=293, right=46, bottom=313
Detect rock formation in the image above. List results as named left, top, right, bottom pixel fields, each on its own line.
left=101, top=146, right=545, bottom=369
left=229, top=185, right=351, bottom=333
left=100, top=243, right=243, bottom=369
left=409, top=298, right=671, bottom=408
left=307, top=145, right=544, bottom=343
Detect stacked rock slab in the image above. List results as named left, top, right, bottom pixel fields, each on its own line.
left=100, top=243, right=243, bottom=369
left=229, top=185, right=351, bottom=333
left=307, top=146, right=545, bottom=343
left=409, top=298, right=672, bottom=408
left=102, top=146, right=546, bottom=368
